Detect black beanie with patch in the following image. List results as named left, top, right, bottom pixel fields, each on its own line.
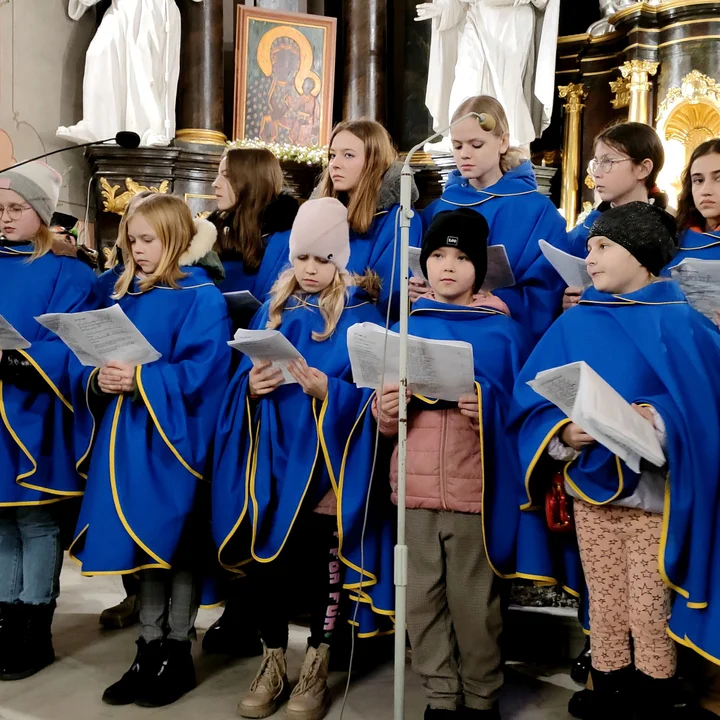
left=420, top=209, right=489, bottom=291
left=588, top=201, right=677, bottom=276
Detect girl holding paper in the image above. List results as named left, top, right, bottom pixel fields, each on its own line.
left=665, top=139, right=720, bottom=271
left=418, top=95, right=568, bottom=343
left=213, top=197, right=392, bottom=720
left=511, top=202, right=720, bottom=718
left=373, top=208, right=531, bottom=719
left=0, top=161, right=96, bottom=681
left=68, top=193, right=232, bottom=708
left=564, top=123, right=666, bottom=310
left=314, top=119, right=423, bottom=319
left=211, top=147, right=299, bottom=298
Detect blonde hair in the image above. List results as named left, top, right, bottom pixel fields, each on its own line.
left=113, top=194, right=195, bottom=298
left=267, top=267, right=380, bottom=342
left=452, top=96, right=527, bottom=174
left=316, top=120, right=397, bottom=235
left=29, top=224, right=55, bottom=261
left=216, top=148, right=284, bottom=271
left=106, top=191, right=155, bottom=269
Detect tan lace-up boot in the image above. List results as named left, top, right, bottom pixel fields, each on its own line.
left=237, top=645, right=289, bottom=718
left=286, top=644, right=331, bottom=720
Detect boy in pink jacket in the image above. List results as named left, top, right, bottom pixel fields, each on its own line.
left=373, top=209, right=532, bottom=720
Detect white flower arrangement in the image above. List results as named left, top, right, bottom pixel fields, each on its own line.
left=227, top=138, right=328, bottom=167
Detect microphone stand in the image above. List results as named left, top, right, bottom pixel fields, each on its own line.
left=394, top=112, right=491, bottom=720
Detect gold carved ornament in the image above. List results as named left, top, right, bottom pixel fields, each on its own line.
left=620, top=60, right=659, bottom=93
left=100, top=177, right=171, bottom=216
left=558, top=83, right=587, bottom=113
left=610, top=76, right=630, bottom=109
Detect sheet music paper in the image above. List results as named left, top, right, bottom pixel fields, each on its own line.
left=669, top=258, right=720, bottom=321
left=35, top=304, right=161, bottom=367
left=223, top=290, right=263, bottom=313
left=347, top=322, right=475, bottom=402
left=0, top=315, right=31, bottom=350
left=228, top=328, right=303, bottom=385
left=408, top=245, right=515, bottom=292
left=528, top=360, right=665, bottom=473
left=539, top=239, right=592, bottom=289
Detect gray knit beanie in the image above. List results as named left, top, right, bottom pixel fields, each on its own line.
left=0, top=161, right=62, bottom=225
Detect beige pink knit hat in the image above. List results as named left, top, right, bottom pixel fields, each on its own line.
left=288, top=197, right=350, bottom=271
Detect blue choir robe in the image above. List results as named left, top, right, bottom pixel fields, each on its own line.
left=509, top=281, right=720, bottom=663
left=0, top=243, right=96, bottom=505
left=212, top=286, right=395, bottom=635
left=663, top=227, right=720, bottom=273
left=567, top=208, right=602, bottom=259
left=422, top=161, right=568, bottom=343
left=69, top=266, right=232, bottom=574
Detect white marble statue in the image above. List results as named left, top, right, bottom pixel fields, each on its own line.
left=57, top=0, right=202, bottom=148
left=416, top=0, right=561, bottom=151
left=589, top=0, right=665, bottom=36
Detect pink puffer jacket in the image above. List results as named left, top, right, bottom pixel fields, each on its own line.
left=387, top=407, right=483, bottom=514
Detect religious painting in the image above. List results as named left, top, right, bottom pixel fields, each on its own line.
left=234, top=6, right=337, bottom=147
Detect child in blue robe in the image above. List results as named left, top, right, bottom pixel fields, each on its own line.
left=417, top=95, right=567, bottom=343
left=212, top=197, right=390, bottom=720
left=510, top=202, right=720, bottom=719
left=209, top=147, right=299, bottom=299
left=373, top=209, right=532, bottom=719
left=313, top=120, right=423, bottom=319
left=0, top=162, right=95, bottom=680
left=68, top=194, right=232, bottom=708
left=564, top=122, right=666, bottom=314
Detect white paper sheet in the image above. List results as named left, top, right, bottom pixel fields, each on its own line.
left=408, top=244, right=515, bottom=292
left=539, top=239, right=592, bottom=289
left=223, top=290, right=263, bottom=313
left=528, top=360, right=665, bottom=473
left=228, top=328, right=303, bottom=385
left=0, top=315, right=31, bottom=350
left=347, top=322, right=475, bottom=402
left=35, top=304, right=161, bottom=367
left=669, top=258, right=720, bottom=321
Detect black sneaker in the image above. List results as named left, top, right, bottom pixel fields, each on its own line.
left=102, top=638, right=162, bottom=705
left=135, top=639, right=197, bottom=708
left=0, top=601, right=56, bottom=681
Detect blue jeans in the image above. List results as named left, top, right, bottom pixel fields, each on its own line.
left=0, top=505, right=62, bottom=605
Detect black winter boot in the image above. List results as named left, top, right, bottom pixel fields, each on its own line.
left=571, top=637, right=592, bottom=685
left=0, top=601, right=55, bottom=681
left=202, top=601, right=262, bottom=657
left=424, top=707, right=459, bottom=718
left=102, top=638, right=163, bottom=705
left=588, top=666, right=636, bottom=720
left=135, top=639, right=197, bottom=707
left=568, top=688, right=595, bottom=719
left=0, top=603, right=20, bottom=668
left=635, top=672, right=691, bottom=719
left=462, top=704, right=501, bottom=719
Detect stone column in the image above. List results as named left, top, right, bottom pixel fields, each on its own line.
left=343, top=0, right=387, bottom=122
left=620, top=60, right=660, bottom=125
left=176, top=0, right=226, bottom=146
left=558, top=83, right=587, bottom=230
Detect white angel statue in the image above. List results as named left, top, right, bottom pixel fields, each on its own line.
left=57, top=0, right=202, bottom=148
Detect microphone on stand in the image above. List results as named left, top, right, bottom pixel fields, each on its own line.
left=2, top=132, right=142, bottom=173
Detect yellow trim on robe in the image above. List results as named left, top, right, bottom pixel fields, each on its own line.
left=667, top=626, right=720, bottom=668
left=521, top=418, right=571, bottom=510
left=16, top=350, right=73, bottom=412
left=76, top=368, right=100, bottom=479
left=564, top=455, right=625, bottom=506
left=135, top=366, right=203, bottom=481
left=248, top=398, right=321, bottom=564
left=218, top=397, right=257, bottom=569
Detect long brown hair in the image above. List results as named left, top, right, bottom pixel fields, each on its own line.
left=595, top=122, right=667, bottom=209
left=217, top=148, right=284, bottom=271
left=676, top=139, right=720, bottom=230
left=113, top=194, right=195, bottom=298
left=452, top=95, right=527, bottom=173
left=316, top=120, right=397, bottom=235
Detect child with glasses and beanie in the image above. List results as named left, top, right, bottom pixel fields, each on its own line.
left=0, top=161, right=96, bottom=680
left=511, top=202, right=720, bottom=719
left=373, top=209, right=534, bottom=719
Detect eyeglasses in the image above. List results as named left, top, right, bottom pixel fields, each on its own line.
left=587, top=157, right=632, bottom=176
left=0, top=204, right=31, bottom=221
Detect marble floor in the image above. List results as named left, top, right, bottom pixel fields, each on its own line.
left=0, top=559, right=580, bottom=720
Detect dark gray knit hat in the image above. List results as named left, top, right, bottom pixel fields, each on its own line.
left=588, top=201, right=677, bottom=276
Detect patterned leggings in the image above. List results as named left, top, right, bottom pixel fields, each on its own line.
left=574, top=501, right=677, bottom=678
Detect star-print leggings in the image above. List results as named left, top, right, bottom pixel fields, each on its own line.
left=574, top=500, right=677, bottom=679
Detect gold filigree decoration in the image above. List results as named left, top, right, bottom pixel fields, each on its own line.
left=100, top=177, right=170, bottom=215
left=620, top=60, right=659, bottom=93
left=657, top=70, right=720, bottom=121
left=585, top=174, right=596, bottom=190
left=609, top=76, right=630, bottom=109
left=558, top=83, right=587, bottom=113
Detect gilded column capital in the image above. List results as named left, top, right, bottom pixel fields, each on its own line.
left=558, top=83, right=587, bottom=114
left=609, top=77, right=630, bottom=109
left=620, top=60, right=660, bottom=93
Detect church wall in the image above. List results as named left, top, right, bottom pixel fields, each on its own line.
left=0, top=0, right=96, bottom=217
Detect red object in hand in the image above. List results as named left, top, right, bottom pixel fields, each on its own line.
left=545, top=471, right=575, bottom=533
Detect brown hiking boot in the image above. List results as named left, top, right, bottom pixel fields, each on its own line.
left=286, top=644, right=331, bottom=720
left=237, top=645, right=289, bottom=718
left=99, top=595, right=140, bottom=630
